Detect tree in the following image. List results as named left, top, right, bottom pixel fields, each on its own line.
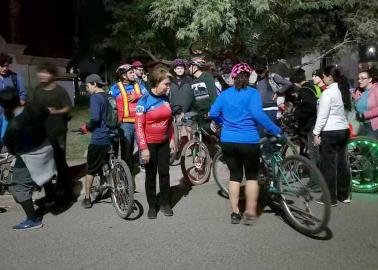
left=103, top=0, right=378, bottom=64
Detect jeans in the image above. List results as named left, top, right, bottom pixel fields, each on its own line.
left=320, top=129, right=351, bottom=202
left=118, top=123, right=136, bottom=170
left=307, top=129, right=319, bottom=166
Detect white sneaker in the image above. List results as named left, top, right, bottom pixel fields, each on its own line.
left=341, top=197, right=351, bottom=203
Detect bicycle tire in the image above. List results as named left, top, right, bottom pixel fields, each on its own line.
left=212, top=150, right=229, bottom=197
left=347, top=136, right=378, bottom=193
left=277, top=155, right=331, bottom=235
left=180, top=139, right=211, bottom=185
left=110, top=159, right=134, bottom=219
left=169, top=121, right=180, bottom=165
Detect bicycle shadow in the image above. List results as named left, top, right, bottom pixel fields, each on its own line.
left=264, top=200, right=333, bottom=240
left=169, top=178, right=193, bottom=208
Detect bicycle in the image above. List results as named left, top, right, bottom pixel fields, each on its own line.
left=213, top=136, right=331, bottom=235
left=0, top=152, right=15, bottom=195
left=347, top=136, right=378, bottom=193
left=73, top=130, right=134, bottom=219
left=180, top=112, right=219, bottom=185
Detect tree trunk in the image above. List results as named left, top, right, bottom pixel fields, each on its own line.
left=9, top=0, right=22, bottom=43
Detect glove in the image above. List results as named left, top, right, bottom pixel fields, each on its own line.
left=80, top=124, right=89, bottom=134
left=356, top=112, right=365, bottom=122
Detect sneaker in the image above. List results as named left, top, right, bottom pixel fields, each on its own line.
left=230, top=212, right=241, bottom=224
left=13, top=218, right=42, bottom=230
left=160, top=205, right=174, bottom=216
left=315, top=196, right=338, bottom=207
left=242, top=213, right=258, bottom=226
left=81, top=197, right=92, bottom=209
left=147, top=208, right=157, bottom=219
left=341, top=197, right=351, bottom=204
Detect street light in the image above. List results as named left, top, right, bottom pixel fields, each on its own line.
left=366, top=46, right=376, bottom=58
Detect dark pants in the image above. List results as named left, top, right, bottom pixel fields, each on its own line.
left=49, top=135, right=70, bottom=196
left=145, top=141, right=170, bottom=208
left=320, top=129, right=351, bottom=202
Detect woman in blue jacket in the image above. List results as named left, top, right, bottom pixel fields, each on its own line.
left=209, top=63, right=281, bottom=225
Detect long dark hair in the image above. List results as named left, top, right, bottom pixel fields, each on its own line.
left=234, top=72, right=250, bottom=90
left=323, top=65, right=352, bottom=111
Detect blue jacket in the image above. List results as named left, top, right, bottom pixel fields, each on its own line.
left=209, top=86, right=281, bottom=144
left=0, top=72, right=27, bottom=102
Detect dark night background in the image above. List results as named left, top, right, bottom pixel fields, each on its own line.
left=0, top=0, right=108, bottom=59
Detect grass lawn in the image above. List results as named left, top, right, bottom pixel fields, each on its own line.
left=66, top=103, right=91, bottom=161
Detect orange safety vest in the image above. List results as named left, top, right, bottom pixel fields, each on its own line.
left=117, top=82, right=141, bottom=122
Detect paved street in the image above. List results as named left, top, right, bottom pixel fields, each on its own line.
left=1, top=164, right=378, bottom=270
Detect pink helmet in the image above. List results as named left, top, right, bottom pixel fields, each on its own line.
left=230, top=63, right=253, bottom=79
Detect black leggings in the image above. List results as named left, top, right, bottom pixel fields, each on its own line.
left=221, top=142, right=260, bottom=182
left=145, top=141, right=170, bottom=208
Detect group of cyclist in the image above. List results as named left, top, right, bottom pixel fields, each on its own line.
left=1, top=50, right=378, bottom=230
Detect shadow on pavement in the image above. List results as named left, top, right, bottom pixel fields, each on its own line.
left=266, top=201, right=333, bottom=240
left=170, top=179, right=193, bottom=208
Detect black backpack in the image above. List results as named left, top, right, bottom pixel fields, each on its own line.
left=99, top=92, right=119, bottom=129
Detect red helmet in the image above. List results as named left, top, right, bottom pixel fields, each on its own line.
left=230, top=63, right=253, bottom=79
left=132, top=60, right=143, bottom=68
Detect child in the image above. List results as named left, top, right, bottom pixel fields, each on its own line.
left=80, top=74, right=112, bottom=208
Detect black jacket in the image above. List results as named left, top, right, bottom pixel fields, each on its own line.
left=3, top=103, right=49, bottom=155
left=294, top=81, right=318, bottom=132
left=169, top=75, right=194, bottom=115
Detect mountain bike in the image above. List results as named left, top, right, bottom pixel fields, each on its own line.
left=0, top=152, right=15, bottom=195
left=73, top=130, right=134, bottom=219
left=213, top=136, right=331, bottom=235
left=180, top=112, right=219, bottom=185
left=347, top=136, right=378, bottom=193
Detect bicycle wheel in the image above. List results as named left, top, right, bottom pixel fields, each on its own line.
left=276, top=155, right=331, bottom=235
left=170, top=121, right=181, bottom=165
left=347, top=136, right=378, bottom=193
left=181, top=139, right=211, bottom=185
left=212, top=150, right=230, bottom=197
left=110, top=159, right=134, bottom=219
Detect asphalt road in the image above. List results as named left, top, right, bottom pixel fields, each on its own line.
left=1, top=164, right=378, bottom=270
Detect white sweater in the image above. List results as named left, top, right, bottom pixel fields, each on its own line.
left=313, top=83, right=349, bottom=135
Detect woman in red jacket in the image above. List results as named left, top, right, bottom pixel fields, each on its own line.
left=135, top=67, right=176, bottom=219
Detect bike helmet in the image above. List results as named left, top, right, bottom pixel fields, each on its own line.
left=172, top=59, right=187, bottom=69
left=116, top=64, right=133, bottom=74
left=189, top=57, right=206, bottom=69
left=230, top=63, right=253, bottom=79
left=132, top=60, right=143, bottom=68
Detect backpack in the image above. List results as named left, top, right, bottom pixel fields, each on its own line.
left=99, top=92, right=119, bottom=129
